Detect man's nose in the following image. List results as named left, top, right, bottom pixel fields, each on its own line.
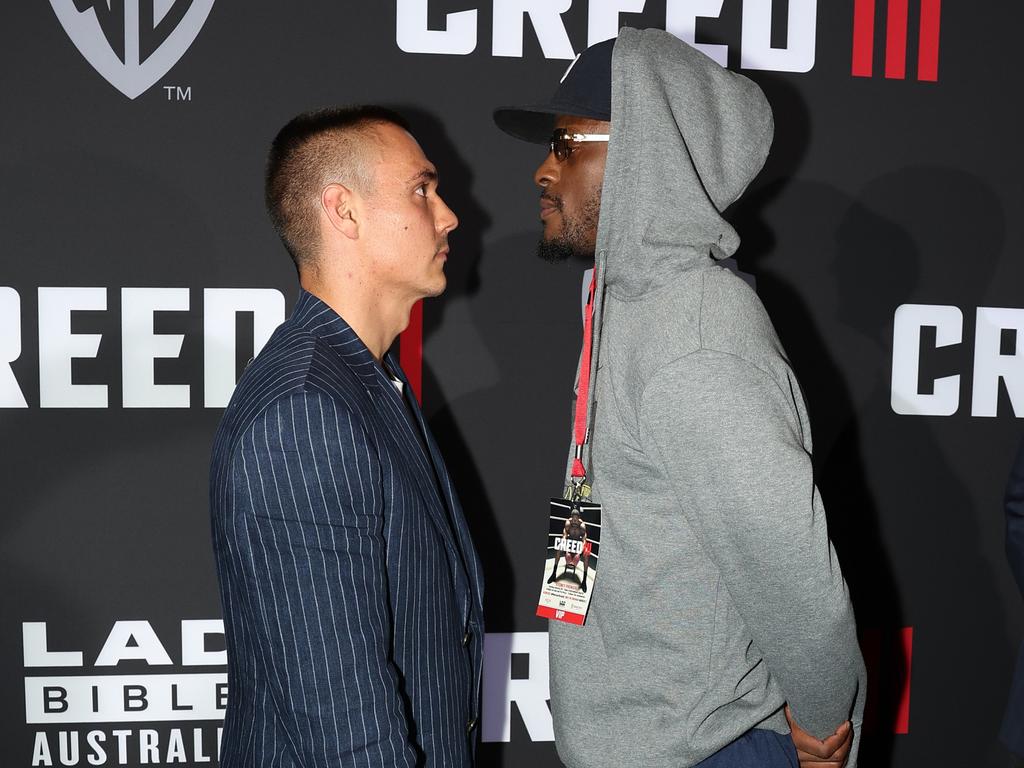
left=534, top=151, right=560, bottom=189
left=435, top=195, right=458, bottom=234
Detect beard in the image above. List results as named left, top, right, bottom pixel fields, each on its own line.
left=536, top=236, right=582, bottom=263
left=536, top=188, right=602, bottom=263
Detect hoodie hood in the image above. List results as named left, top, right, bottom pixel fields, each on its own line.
left=597, top=28, right=774, bottom=299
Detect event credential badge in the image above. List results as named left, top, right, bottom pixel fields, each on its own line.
left=537, top=497, right=601, bottom=625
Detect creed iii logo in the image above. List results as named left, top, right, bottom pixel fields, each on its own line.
left=852, top=0, right=942, bottom=81
left=48, top=0, right=216, bottom=99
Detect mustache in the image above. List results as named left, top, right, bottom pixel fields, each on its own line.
left=540, top=193, right=563, bottom=210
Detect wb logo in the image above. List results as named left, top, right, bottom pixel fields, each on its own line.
left=49, top=0, right=215, bottom=99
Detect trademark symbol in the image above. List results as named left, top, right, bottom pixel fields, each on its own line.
left=163, top=85, right=192, bottom=102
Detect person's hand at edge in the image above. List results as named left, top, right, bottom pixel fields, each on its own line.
left=785, top=705, right=853, bottom=767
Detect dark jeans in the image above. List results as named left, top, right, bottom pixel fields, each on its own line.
left=695, top=728, right=798, bottom=768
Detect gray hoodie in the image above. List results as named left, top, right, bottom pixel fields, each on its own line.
left=548, top=28, right=866, bottom=768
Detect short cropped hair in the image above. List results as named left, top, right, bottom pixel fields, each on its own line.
left=265, top=106, right=411, bottom=271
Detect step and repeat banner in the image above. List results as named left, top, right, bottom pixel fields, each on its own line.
left=1, top=2, right=1022, bottom=767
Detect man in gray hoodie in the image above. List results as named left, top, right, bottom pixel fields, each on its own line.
left=495, top=28, right=866, bottom=768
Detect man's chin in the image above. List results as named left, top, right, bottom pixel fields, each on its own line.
left=536, top=236, right=590, bottom=264
left=424, top=274, right=446, bottom=298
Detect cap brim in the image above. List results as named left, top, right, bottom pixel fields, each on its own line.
left=493, top=106, right=560, bottom=144
left=494, top=102, right=612, bottom=144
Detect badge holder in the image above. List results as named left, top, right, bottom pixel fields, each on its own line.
left=537, top=271, right=602, bottom=626
left=537, top=485, right=601, bottom=625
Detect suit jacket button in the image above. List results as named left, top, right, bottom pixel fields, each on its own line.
left=463, top=630, right=470, bottom=646
left=466, top=717, right=477, bottom=735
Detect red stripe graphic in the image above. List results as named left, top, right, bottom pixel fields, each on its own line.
left=852, top=0, right=876, bottom=77
left=885, top=0, right=909, bottom=79
left=400, top=300, right=423, bottom=404
left=894, top=627, right=913, bottom=733
left=917, top=0, right=942, bottom=81
left=860, top=626, right=914, bottom=734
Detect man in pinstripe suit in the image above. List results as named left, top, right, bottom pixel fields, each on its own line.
left=209, top=106, right=485, bottom=767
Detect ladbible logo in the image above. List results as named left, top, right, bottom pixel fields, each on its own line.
left=24, top=621, right=227, bottom=766
left=48, top=0, right=216, bottom=99
left=852, top=0, right=942, bottom=81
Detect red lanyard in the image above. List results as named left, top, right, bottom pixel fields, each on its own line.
left=571, top=270, right=596, bottom=481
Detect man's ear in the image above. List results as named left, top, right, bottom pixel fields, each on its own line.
left=321, top=183, right=360, bottom=240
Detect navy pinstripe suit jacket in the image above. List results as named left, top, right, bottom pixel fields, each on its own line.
left=210, top=290, right=485, bottom=767
left=1002, top=437, right=1024, bottom=755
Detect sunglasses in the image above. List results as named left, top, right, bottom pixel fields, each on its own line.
left=548, top=128, right=610, bottom=161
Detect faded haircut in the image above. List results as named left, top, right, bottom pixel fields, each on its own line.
left=265, top=105, right=411, bottom=271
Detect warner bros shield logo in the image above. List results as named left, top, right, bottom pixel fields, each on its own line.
left=49, top=0, right=216, bottom=99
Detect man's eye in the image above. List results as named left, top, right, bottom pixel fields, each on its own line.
left=415, top=184, right=428, bottom=197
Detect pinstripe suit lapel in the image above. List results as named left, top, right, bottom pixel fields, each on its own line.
left=293, top=292, right=470, bottom=599
left=385, top=352, right=484, bottom=617
left=369, top=369, right=471, bottom=597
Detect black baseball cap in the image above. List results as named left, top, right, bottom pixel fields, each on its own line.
left=493, top=37, right=615, bottom=144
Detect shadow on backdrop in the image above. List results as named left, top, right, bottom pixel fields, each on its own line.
left=736, top=151, right=1010, bottom=765
left=395, top=107, right=529, bottom=760
left=395, top=107, right=513, bottom=619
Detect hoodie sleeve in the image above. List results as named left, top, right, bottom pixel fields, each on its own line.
left=639, top=348, right=865, bottom=743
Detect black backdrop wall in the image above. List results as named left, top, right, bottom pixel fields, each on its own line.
left=2, top=2, right=1022, bottom=766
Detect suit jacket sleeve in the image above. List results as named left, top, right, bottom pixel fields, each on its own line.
left=640, top=351, right=865, bottom=745
left=1006, top=437, right=1024, bottom=598
left=226, top=390, right=419, bottom=767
